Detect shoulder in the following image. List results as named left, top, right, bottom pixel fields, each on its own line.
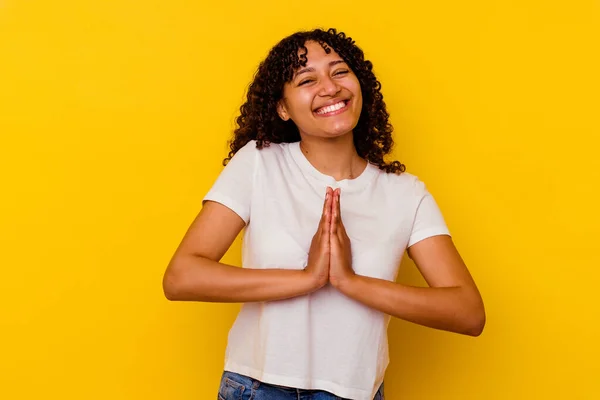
left=233, top=140, right=288, bottom=160
left=234, top=141, right=296, bottom=174
left=231, top=139, right=259, bottom=159
left=377, top=169, right=427, bottom=195
left=373, top=170, right=438, bottom=210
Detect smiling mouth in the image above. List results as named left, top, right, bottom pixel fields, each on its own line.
left=314, top=100, right=350, bottom=116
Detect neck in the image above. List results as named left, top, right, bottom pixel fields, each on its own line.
left=299, top=133, right=367, bottom=182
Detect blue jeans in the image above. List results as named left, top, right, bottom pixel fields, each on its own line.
left=218, top=371, right=385, bottom=400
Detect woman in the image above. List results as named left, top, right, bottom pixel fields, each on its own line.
left=163, top=28, right=485, bottom=400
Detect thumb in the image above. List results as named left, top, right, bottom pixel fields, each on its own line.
left=329, top=228, right=339, bottom=252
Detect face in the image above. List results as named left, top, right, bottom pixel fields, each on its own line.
left=277, top=41, right=363, bottom=139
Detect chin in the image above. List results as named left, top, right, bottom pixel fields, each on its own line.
left=323, top=130, right=352, bottom=138
left=300, top=118, right=359, bottom=139
left=323, top=122, right=358, bottom=137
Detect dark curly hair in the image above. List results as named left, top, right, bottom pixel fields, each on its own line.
left=223, top=27, right=406, bottom=174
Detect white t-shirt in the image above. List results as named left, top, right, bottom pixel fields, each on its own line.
left=203, top=140, right=450, bottom=400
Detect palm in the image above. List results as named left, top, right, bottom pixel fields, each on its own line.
left=329, top=189, right=354, bottom=287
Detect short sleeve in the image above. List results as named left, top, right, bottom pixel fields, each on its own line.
left=202, top=140, right=258, bottom=224
left=407, top=178, right=451, bottom=248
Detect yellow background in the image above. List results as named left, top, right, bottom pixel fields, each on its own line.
left=1, top=1, right=599, bottom=398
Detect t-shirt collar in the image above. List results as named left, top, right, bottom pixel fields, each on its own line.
left=289, top=141, right=378, bottom=192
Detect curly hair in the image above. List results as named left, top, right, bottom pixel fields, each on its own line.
left=223, top=28, right=406, bottom=174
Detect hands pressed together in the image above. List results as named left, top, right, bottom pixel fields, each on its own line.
left=305, top=187, right=355, bottom=290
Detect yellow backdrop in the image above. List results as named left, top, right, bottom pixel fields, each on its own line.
left=1, top=1, right=598, bottom=398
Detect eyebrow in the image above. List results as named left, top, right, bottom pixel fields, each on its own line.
left=294, top=60, right=347, bottom=79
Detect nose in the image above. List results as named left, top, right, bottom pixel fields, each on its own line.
left=318, top=75, right=341, bottom=97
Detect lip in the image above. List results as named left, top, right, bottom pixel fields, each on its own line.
left=313, top=99, right=351, bottom=117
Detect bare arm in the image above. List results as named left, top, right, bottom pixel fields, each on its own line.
left=162, top=198, right=330, bottom=303
left=334, top=235, right=486, bottom=336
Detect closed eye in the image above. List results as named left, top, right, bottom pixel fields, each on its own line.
left=298, top=69, right=348, bottom=86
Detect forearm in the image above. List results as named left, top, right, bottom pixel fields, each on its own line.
left=163, top=254, right=319, bottom=303
left=336, top=275, right=485, bottom=336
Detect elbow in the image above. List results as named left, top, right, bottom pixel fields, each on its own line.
left=162, top=262, right=186, bottom=301
left=465, top=314, right=486, bottom=337
left=464, top=304, right=486, bottom=337
left=163, top=254, right=211, bottom=302
left=162, top=272, right=179, bottom=301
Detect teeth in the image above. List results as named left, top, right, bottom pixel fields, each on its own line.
left=316, top=101, right=346, bottom=114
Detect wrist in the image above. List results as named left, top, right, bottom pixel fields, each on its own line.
left=302, top=267, right=327, bottom=292
left=331, top=272, right=357, bottom=292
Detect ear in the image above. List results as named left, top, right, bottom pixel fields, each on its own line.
left=277, top=100, right=290, bottom=121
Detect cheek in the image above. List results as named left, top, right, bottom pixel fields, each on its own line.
left=347, top=79, right=362, bottom=106
left=353, top=89, right=363, bottom=105
left=288, top=93, right=315, bottom=118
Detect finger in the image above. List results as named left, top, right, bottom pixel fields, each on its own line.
left=332, top=230, right=343, bottom=252
left=319, top=188, right=331, bottom=229
left=335, top=190, right=346, bottom=240
left=334, top=189, right=341, bottom=224
left=340, top=219, right=348, bottom=238
left=329, top=231, right=339, bottom=253
left=336, top=188, right=341, bottom=221
left=323, top=194, right=333, bottom=235
left=338, top=224, right=346, bottom=242
left=321, top=187, right=330, bottom=217
left=323, top=189, right=332, bottom=234
left=330, top=194, right=338, bottom=235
